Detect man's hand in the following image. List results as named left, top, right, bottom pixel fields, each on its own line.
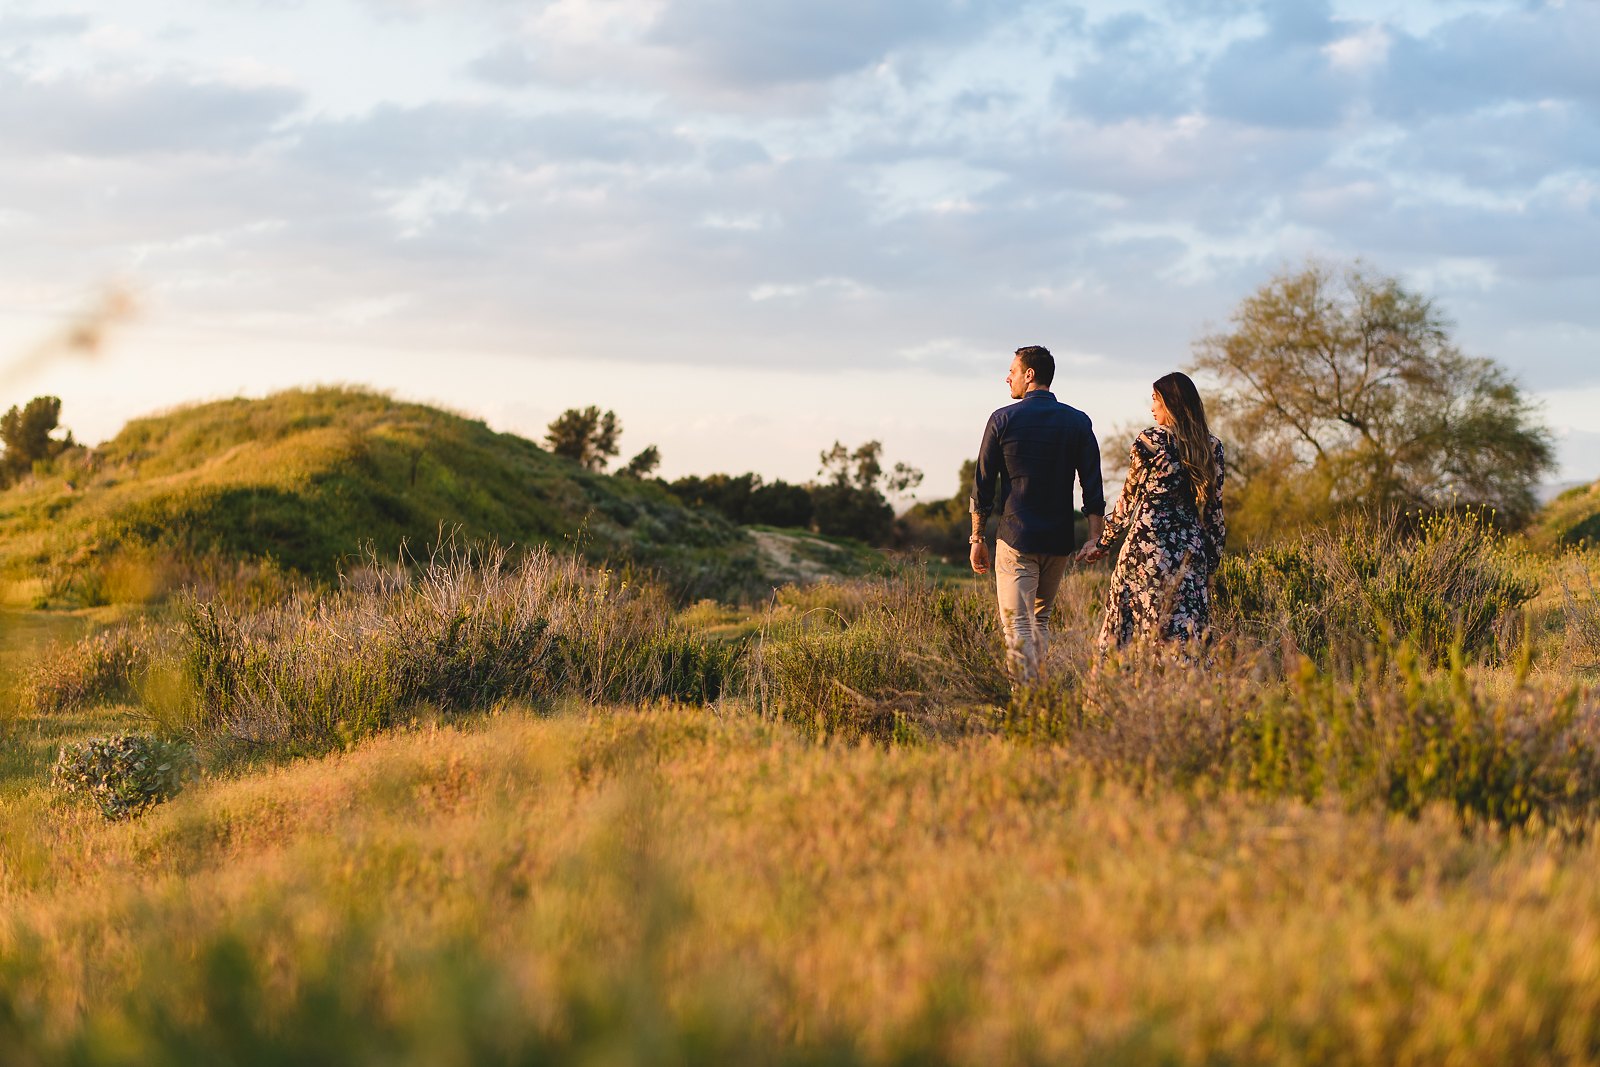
left=969, top=539, right=990, bottom=574
left=1074, top=543, right=1107, bottom=565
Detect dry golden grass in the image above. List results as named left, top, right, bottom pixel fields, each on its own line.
left=6, top=517, right=1600, bottom=1064
left=6, top=703, right=1600, bottom=1064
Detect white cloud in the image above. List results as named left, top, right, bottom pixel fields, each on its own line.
left=1323, top=24, right=1390, bottom=71
left=381, top=175, right=507, bottom=238
left=698, top=211, right=776, bottom=231
left=748, top=277, right=874, bottom=303
left=1407, top=256, right=1500, bottom=294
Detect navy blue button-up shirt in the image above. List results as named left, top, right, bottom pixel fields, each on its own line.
left=970, top=390, right=1105, bottom=555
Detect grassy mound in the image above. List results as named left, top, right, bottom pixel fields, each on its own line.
left=1531, top=479, right=1600, bottom=550
left=0, top=388, right=767, bottom=604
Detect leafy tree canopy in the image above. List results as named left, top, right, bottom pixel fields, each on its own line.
left=818, top=440, right=923, bottom=497
left=545, top=406, right=621, bottom=472
left=1191, top=260, right=1554, bottom=539
left=1, top=395, right=74, bottom=486
left=811, top=441, right=923, bottom=544
left=668, top=472, right=813, bottom=529
left=619, top=445, right=661, bottom=480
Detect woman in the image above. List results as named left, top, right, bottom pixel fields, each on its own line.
left=1079, top=372, right=1225, bottom=651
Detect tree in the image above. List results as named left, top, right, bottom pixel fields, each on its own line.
left=817, top=440, right=923, bottom=498
left=0, top=395, right=74, bottom=486
left=667, top=472, right=813, bottom=529
left=619, top=445, right=660, bottom=479
left=748, top=480, right=813, bottom=528
left=897, top=459, right=975, bottom=561
left=669, top=472, right=759, bottom=522
left=811, top=441, right=923, bottom=544
left=545, top=406, right=621, bottom=471
left=1191, top=260, right=1554, bottom=539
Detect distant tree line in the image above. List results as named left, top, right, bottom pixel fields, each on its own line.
left=543, top=405, right=925, bottom=546
left=544, top=258, right=1556, bottom=552
left=661, top=444, right=922, bottom=545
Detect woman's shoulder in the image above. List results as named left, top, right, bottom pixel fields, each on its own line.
left=1134, top=425, right=1169, bottom=449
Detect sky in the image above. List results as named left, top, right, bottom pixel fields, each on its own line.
left=1, top=0, right=1597, bottom=500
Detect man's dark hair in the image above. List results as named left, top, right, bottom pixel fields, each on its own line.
left=1014, top=345, right=1054, bottom=388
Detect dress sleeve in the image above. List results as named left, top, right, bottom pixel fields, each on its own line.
left=1203, top=438, right=1226, bottom=572
left=1098, top=432, right=1152, bottom=548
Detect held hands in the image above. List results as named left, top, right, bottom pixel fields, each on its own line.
left=1077, top=515, right=1107, bottom=566
left=1074, top=542, right=1107, bottom=565
left=970, top=539, right=1102, bottom=572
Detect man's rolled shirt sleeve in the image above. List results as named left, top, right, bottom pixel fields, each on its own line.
left=969, top=414, right=1001, bottom=518
left=1078, top=420, right=1106, bottom=517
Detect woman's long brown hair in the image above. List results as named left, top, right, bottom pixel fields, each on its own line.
left=1153, top=371, right=1217, bottom=517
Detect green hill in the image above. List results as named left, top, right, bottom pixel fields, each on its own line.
left=1531, top=480, right=1600, bottom=550
left=0, top=388, right=768, bottom=605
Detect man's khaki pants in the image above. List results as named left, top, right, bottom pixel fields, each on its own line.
left=994, top=539, right=1069, bottom=684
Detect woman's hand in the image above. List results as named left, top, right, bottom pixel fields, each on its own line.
left=1074, top=542, right=1107, bottom=565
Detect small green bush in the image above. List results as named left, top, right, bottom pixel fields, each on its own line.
left=1011, top=639, right=1600, bottom=830
left=1243, top=644, right=1600, bottom=828
left=52, top=734, right=200, bottom=820
left=1216, top=510, right=1537, bottom=663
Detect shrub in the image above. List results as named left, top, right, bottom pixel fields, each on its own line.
left=1245, top=645, right=1600, bottom=828
left=165, top=543, right=748, bottom=758
left=1557, top=556, right=1600, bottom=671
left=1007, top=638, right=1600, bottom=829
left=751, top=566, right=1007, bottom=741
left=51, top=733, right=200, bottom=820
left=1215, top=510, right=1537, bottom=663
left=1003, top=647, right=1252, bottom=776
left=24, top=620, right=158, bottom=712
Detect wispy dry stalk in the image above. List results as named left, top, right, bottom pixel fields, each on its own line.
left=0, top=285, right=138, bottom=390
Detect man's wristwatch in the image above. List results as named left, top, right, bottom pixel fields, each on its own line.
left=968, top=535, right=984, bottom=544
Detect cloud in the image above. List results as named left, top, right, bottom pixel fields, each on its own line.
left=1381, top=101, right=1600, bottom=192
left=0, top=69, right=302, bottom=156
left=463, top=42, right=540, bottom=88
left=0, top=13, right=91, bottom=40
left=290, top=102, right=697, bottom=181
left=1052, top=12, right=1198, bottom=121
left=1201, top=4, right=1359, bottom=129
left=1374, top=2, right=1600, bottom=119
left=646, top=0, right=1001, bottom=89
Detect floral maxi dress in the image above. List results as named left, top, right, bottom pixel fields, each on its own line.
left=1095, top=426, right=1226, bottom=650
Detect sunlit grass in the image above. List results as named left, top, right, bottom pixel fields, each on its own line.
left=4, top=705, right=1600, bottom=1064
left=6, top=509, right=1600, bottom=1062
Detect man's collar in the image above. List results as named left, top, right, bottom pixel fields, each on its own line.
left=1022, top=389, right=1055, bottom=400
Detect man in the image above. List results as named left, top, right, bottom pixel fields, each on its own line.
left=970, top=345, right=1105, bottom=684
